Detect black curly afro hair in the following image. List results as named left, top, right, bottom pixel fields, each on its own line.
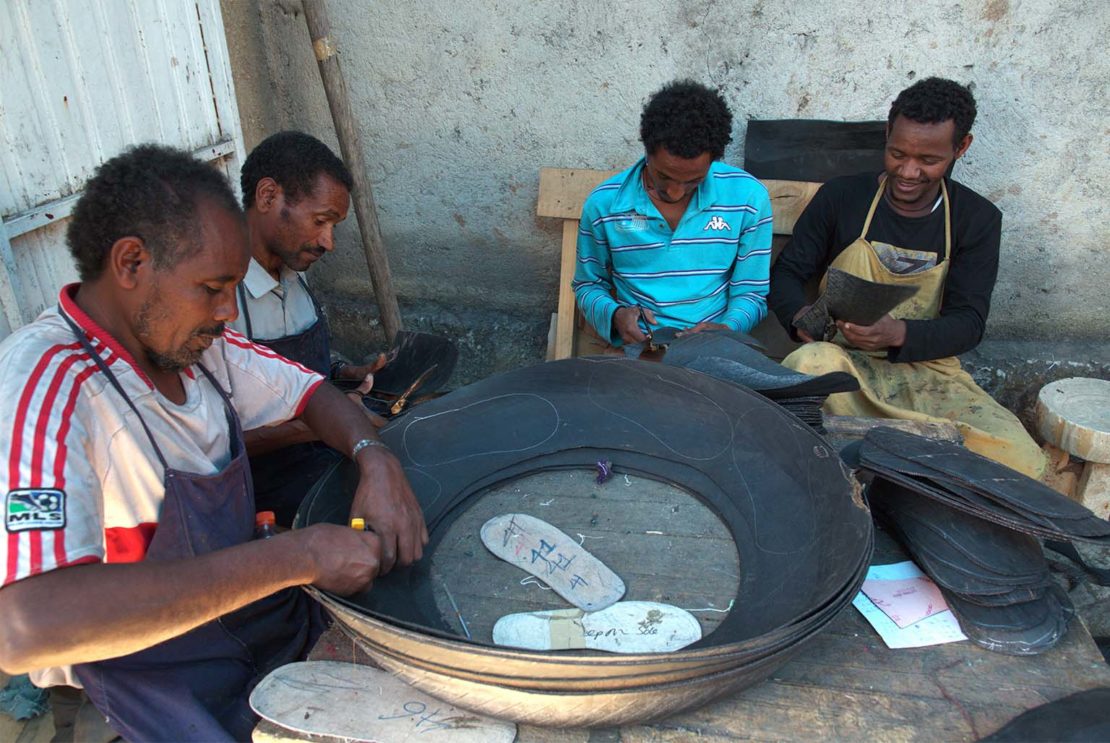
left=888, top=77, right=977, bottom=148
left=67, top=144, right=241, bottom=282
left=640, top=80, right=733, bottom=161
left=239, top=131, right=353, bottom=210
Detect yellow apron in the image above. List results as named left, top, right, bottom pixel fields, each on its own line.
left=782, top=178, right=1046, bottom=479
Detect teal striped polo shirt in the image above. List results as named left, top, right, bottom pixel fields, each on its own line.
left=572, top=158, right=773, bottom=345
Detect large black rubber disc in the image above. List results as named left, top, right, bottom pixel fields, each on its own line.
left=296, top=358, right=873, bottom=726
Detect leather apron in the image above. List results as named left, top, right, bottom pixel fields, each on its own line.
left=237, top=277, right=340, bottom=525
left=782, top=178, right=1045, bottom=479
left=61, top=313, right=324, bottom=742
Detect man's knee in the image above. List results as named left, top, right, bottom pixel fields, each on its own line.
left=782, top=342, right=851, bottom=375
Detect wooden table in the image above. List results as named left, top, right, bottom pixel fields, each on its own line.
left=257, top=471, right=1110, bottom=742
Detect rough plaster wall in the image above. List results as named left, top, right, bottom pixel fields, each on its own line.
left=221, top=0, right=1109, bottom=360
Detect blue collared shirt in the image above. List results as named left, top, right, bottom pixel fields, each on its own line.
left=573, top=158, right=773, bottom=344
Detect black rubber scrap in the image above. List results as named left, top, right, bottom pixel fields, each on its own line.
left=858, top=428, right=1110, bottom=544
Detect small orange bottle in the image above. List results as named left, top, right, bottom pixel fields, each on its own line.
left=254, top=510, right=278, bottom=540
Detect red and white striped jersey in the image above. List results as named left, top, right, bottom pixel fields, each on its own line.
left=1, top=285, right=325, bottom=588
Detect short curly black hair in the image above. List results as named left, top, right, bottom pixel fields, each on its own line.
left=67, top=145, right=242, bottom=282
left=240, top=131, right=353, bottom=210
left=888, top=77, right=977, bottom=148
left=640, top=80, right=733, bottom=160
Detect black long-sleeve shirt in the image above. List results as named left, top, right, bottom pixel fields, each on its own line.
left=769, top=173, right=1002, bottom=363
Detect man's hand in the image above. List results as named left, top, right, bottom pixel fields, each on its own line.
left=335, top=353, right=390, bottom=385
left=0, top=524, right=384, bottom=672
left=300, top=383, right=427, bottom=574
left=294, top=524, right=382, bottom=595
left=676, top=321, right=729, bottom=337
left=339, top=354, right=389, bottom=429
left=792, top=305, right=816, bottom=343
left=351, top=447, right=428, bottom=574
left=612, top=306, right=654, bottom=344
left=343, top=394, right=388, bottom=429
left=837, top=315, right=906, bottom=351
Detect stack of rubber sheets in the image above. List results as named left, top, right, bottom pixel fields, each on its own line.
left=661, top=330, right=859, bottom=431
left=296, top=357, right=874, bottom=727
left=870, top=481, right=1073, bottom=655
left=857, top=428, right=1110, bottom=543
left=854, top=428, right=1110, bottom=655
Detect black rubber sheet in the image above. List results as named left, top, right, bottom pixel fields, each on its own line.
left=661, top=330, right=860, bottom=400
left=853, top=431, right=1092, bottom=656
left=793, top=269, right=919, bottom=341
left=743, top=119, right=887, bottom=183
left=857, top=428, right=1110, bottom=545
left=979, top=687, right=1110, bottom=742
left=947, top=584, right=1074, bottom=657
left=333, top=331, right=457, bottom=398
left=871, top=482, right=1050, bottom=605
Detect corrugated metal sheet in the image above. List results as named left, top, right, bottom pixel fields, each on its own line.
left=0, top=0, right=245, bottom=335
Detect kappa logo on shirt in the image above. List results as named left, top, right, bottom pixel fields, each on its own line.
left=615, top=216, right=651, bottom=233
left=703, top=216, right=731, bottom=231
left=6, top=489, right=66, bottom=532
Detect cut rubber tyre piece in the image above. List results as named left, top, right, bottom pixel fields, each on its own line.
left=480, top=513, right=626, bottom=612
left=492, top=601, right=702, bottom=653
left=249, top=661, right=516, bottom=742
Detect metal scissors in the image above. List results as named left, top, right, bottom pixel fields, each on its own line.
left=390, top=363, right=440, bottom=415
left=637, top=305, right=656, bottom=350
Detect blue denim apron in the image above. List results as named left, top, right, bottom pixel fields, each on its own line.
left=62, top=313, right=324, bottom=742
left=237, top=278, right=339, bottom=525
left=236, top=275, right=331, bottom=376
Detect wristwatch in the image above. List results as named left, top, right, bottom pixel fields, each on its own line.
left=352, top=438, right=388, bottom=459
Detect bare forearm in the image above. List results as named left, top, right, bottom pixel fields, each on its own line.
left=244, top=419, right=318, bottom=456
left=301, top=382, right=380, bottom=457
left=301, top=378, right=426, bottom=571
left=0, top=534, right=313, bottom=673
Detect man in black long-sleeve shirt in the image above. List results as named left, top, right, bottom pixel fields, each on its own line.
left=769, top=77, right=1044, bottom=478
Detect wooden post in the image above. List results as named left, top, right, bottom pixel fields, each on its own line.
left=302, top=0, right=402, bottom=341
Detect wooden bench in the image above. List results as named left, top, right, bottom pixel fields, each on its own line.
left=536, top=167, right=820, bottom=360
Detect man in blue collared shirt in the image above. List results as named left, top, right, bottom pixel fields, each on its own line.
left=573, top=80, right=773, bottom=348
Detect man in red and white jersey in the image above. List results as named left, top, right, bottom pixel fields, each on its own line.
left=0, top=145, right=427, bottom=741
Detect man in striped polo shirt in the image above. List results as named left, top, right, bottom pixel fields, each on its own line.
left=0, top=145, right=425, bottom=740
left=573, top=80, right=773, bottom=350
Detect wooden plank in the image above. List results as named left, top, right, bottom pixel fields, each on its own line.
left=617, top=529, right=1110, bottom=742
left=763, top=179, right=821, bottom=236
left=554, top=220, right=579, bottom=359
left=538, top=168, right=820, bottom=238
left=545, top=312, right=557, bottom=361
left=303, top=0, right=403, bottom=341
left=536, top=167, right=619, bottom=219
left=430, top=469, right=739, bottom=643
left=279, top=460, right=1110, bottom=743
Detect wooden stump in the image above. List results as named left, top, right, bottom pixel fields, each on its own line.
left=1035, top=377, right=1110, bottom=518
